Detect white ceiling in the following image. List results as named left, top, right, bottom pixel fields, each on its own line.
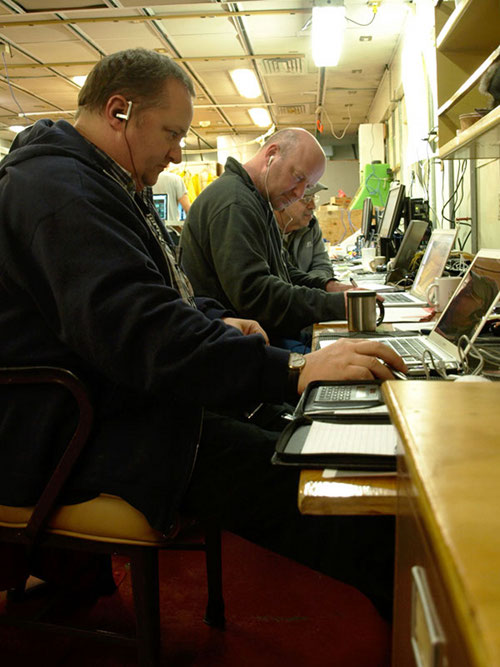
left=0, top=0, right=411, bottom=152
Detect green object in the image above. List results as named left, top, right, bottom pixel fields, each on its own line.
left=350, top=163, right=392, bottom=210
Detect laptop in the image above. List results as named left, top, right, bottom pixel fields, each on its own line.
left=319, top=249, right=500, bottom=376
left=381, top=228, right=457, bottom=306
left=385, top=219, right=428, bottom=284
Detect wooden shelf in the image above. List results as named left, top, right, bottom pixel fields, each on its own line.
left=438, top=45, right=500, bottom=116
left=439, top=105, right=500, bottom=159
left=435, top=0, right=500, bottom=157
left=436, top=0, right=500, bottom=52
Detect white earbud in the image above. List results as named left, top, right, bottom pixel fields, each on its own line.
left=115, top=100, right=133, bottom=121
left=267, top=155, right=274, bottom=167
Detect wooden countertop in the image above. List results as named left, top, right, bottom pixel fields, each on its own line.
left=383, top=380, right=500, bottom=667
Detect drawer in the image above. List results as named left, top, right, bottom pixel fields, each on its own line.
left=392, top=448, right=474, bottom=667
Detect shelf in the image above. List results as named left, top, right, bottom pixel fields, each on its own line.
left=436, top=0, right=500, bottom=52
left=435, top=0, right=500, bottom=155
left=438, top=105, right=500, bottom=159
left=438, top=45, right=500, bottom=116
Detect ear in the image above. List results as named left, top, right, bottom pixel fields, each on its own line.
left=264, top=145, right=279, bottom=167
left=105, top=95, right=131, bottom=129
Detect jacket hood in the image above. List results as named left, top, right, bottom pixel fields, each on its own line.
left=0, top=119, right=96, bottom=179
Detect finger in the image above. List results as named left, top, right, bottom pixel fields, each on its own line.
left=351, top=340, right=408, bottom=372
left=258, top=328, right=270, bottom=345
left=349, top=351, right=395, bottom=381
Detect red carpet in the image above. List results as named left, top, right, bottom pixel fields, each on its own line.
left=0, top=531, right=391, bottom=666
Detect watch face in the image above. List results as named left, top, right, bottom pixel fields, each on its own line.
left=289, top=352, right=306, bottom=370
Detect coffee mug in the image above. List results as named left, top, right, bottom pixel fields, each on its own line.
left=426, top=276, right=462, bottom=312
left=369, top=255, right=386, bottom=272
left=347, top=290, right=385, bottom=332
left=361, top=247, right=376, bottom=272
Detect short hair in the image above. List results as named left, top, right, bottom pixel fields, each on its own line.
left=77, top=48, right=195, bottom=117
left=261, top=128, right=304, bottom=157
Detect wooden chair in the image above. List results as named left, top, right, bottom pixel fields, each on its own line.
left=0, top=366, right=225, bottom=666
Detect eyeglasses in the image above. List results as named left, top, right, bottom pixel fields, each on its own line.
left=301, top=194, right=320, bottom=205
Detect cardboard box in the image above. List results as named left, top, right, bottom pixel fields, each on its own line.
left=316, top=206, right=362, bottom=244
left=329, top=196, right=352, bottom=208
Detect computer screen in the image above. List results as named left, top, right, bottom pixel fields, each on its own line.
left=378, top=184, right=406, bottom=240
left=153, top=194, right=168, bottom=220
left=361, top=197, right=373, bottom=239
left=434, top=250, right=500, bottom=346
left=391, top=219, right=428, bottom=272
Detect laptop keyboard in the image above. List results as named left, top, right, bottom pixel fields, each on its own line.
left=384, top=337, right=429, bottom=361
left=383, top=292, right=413, bottom=303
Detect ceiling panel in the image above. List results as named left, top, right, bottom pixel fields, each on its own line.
left=0, top=0, right=411, bottom=151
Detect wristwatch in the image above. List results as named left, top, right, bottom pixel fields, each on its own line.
left=287, top=352, right=306, bottom=395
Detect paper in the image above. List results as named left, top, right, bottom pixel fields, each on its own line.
left=393, top=322, right=434, bottom=331
left=302, top=421, right=397, bottom=456
left=382, top=307, right=435, bottom=323
left=354, top=281, right=393, bottom=291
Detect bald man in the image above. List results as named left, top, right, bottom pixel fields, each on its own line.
left=181, top=129, right=349, bottom=346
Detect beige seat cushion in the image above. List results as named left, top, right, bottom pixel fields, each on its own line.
left=0, top=494, right=171, bottom=546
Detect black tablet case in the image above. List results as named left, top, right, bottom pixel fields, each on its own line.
left=272, top=380, right=396, bottom=471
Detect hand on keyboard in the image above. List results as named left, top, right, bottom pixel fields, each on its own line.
left=298, top=338, right=408, bottom=394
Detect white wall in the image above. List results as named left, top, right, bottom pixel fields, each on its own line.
left=319, top=159, right=360, bottom=205
left=365, top=0, right=500, bottom=253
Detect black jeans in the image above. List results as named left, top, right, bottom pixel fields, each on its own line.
left=181, top=409, right=395, bottom=619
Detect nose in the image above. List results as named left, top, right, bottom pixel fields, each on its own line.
left=291, top=181, right=307, bottom=202
left=169, top=143, right=183, bottom=164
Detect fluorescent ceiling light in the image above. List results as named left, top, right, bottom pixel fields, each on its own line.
left=312, top=4, right=346, bottom=67
left=248, top=107, right=271, bottom=127
left=8, top=125, right=26, bottom=133
left=72, top=75, right=87, bottom=87
left=230, top=69, right=261, bottom=98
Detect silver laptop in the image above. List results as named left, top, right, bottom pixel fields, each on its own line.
left=320, top=249, right=500, bottom=376
left=382, top=228, right=457, bottom=307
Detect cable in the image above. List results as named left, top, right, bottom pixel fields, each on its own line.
left=320, top=104, right=351, bottom=141
left=346, top=4, right=378, bottom=27
left=1, top=51, right=27, bottom=119
left=421, top=349, right=451, bottom=380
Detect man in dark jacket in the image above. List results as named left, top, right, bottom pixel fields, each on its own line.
left=0, top=48, right=405, bottom=615
left=180, top=129, right=350, bottom=344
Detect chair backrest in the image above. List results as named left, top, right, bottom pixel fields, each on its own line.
left=0, top=366, right=94, bottom=551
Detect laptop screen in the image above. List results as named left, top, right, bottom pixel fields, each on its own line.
left=391, top=219, right=428, bottom=272
left=434, top=251, right=500, bottom=346
left=411, top=229, right=456, bottom=300
left=153, top=194, right=168, bottom=220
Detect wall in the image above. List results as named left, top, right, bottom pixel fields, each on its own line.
left=320, top=158, right=360, bottom=206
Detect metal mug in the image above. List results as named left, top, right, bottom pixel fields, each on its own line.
left=347, top=290, right=385, bottom=332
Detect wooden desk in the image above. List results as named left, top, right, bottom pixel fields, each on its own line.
left=384, top=380, right=500, bottom=667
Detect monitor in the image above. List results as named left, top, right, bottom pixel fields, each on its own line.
left=378, top=183, right=406, bottom=240
left=361, top=197, right=373, bottom=240
left=153, top=194, right=168, bottom=220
